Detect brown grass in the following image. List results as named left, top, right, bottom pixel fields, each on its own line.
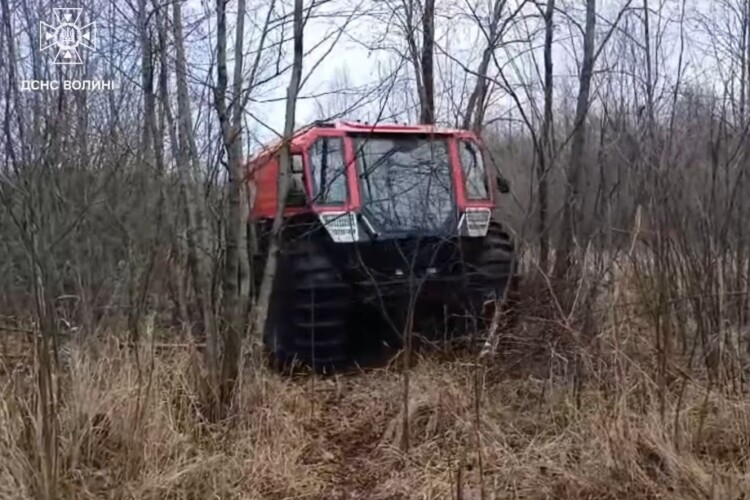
left=2, top=272, right=750, bottom=499
left=1, top=335, right=749, bottom=499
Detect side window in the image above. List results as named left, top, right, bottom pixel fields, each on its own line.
left=285, top=153, right=307, bottom=206
left=309, top=137, right=347, bottom=205
left=459, top=140, right=489, bottom=200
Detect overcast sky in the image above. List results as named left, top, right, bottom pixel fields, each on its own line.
left=233, top=0, right=724, bottom=144
left=26, top=0, right=731, bottom=153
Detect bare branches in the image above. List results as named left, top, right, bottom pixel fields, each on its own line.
left=3, top=2, right=750, bottom=482
left=252, top=0, right=306, bottom=349
left=553, top=0, right=598, bottom=284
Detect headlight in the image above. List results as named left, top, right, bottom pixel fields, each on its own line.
left=459, top=208, right=491, bottom=237
left=319, top=212, right=359, bottom=242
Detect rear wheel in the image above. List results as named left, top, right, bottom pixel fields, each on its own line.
left=264, top=235, right=352, bottom=373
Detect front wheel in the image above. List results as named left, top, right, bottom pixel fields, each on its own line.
left=466, top=222, right=520, bottom=331
left=263, top=234, right=353, bottom=373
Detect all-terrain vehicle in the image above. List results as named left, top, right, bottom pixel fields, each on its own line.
left=248, top=121, right=518, bottom=371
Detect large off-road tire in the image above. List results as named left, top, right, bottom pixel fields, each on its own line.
left=263, top=235, right=352, bottom=373
left=468, top=221, right=520, bottom=329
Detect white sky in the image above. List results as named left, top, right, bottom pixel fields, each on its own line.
left=17, top=0, right=732, bottom=154
left=231, top=0, right=725, bottom=145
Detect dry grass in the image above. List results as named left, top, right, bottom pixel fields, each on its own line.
left=2, top=268, right=750, bottom=499
left=0, top=333, right=749, bottom=500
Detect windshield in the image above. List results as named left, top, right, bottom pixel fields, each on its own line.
left=353, top=135, right=456, bottom=235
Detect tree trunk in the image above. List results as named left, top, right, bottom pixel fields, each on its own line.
left=215, top=0, right=249, bottom=407
left=464, top=0, right=505, bottom=132
left=402, top=0, right=425, bottom=122
left=538, top=0, right=555, bottom=272
left=152, top=0, right=186, bottom=333
left=553, top=0, right=596, bottom=283
left=253, top=0, right=304, bottom=342
left=420, top=0, right=435, bottom=124
left=172, top=0, right=218, bottom=395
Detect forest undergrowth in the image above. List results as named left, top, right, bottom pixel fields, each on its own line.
left=1, top=262, right=749, bottom=500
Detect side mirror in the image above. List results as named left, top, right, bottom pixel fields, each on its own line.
left=482, top=147, right=510, bottom=194
left=496, top=176, right=510, bottom=194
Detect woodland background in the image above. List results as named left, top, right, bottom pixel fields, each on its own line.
left=3, top=0, right=750, bottom=498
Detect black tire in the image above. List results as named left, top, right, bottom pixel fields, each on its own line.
left=467, top=222, right=520, bottom=329
left=264, top=235, right=352, bottom=373
left=479, top=222, right=517, bottom=285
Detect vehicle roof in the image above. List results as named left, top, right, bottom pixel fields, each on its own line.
left=319, top=120, right=470, bottom=135
left=248, top=120, right=473, bottom=164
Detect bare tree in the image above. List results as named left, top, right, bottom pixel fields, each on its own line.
left=462, top=0, right=529, bottom=132
left=253, top=0, right=305, bottom=341
left=171, top=0, right=219, bottom=395
left=553, top=0, right=633, bottom=283
left=420, top=0, right=436, bottom=123
left=537, top=0, right=555, bottom=272
left=552, top=0, right=597, bottom=282
left=214, top=0, right=250, bottom=407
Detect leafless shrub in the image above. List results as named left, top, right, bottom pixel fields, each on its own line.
left=3, top=0, right=750, bottom=496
